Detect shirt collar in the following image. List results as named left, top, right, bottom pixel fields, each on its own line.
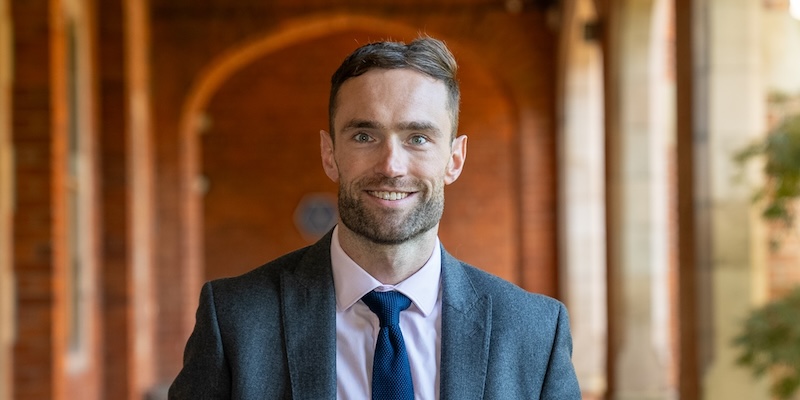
left=330, top=225, right=441, bottom=316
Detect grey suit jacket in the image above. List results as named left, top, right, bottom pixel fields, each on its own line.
left=169, top=232, right=581, bottom=399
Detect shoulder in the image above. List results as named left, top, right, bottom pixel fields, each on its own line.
left=203, top=236, right=333, bottom=314
left=210, top=229, right=333, bottom=289
left=197, top=241, right=330, bottom=331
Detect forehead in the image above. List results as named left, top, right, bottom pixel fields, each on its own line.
left=333, top=68, right=451, bottom=133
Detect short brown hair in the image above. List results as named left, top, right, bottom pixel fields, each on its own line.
left=328, top=36, right=460, bottom=139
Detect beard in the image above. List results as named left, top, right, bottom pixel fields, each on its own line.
left=338, top=175, right=444, bottom=245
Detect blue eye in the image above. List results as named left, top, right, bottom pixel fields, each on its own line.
left=410, top=135, right=428, bottom=145
left=354, top=133, right=371, bottom=143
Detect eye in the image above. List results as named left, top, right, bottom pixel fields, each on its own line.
left=353, top=132, right=372, bottom=143
left=409, top=135, right=428, bottom=145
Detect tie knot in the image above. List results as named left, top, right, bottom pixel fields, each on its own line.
left=362, top=290, right=412, bottom=327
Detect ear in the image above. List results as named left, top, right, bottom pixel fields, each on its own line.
left=444, top=134, right=467, bottom=185
left=320, top=130, right=339, bottom=182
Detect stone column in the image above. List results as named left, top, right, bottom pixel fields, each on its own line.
left=558, top=0, right=607, bottom=397
left=610, top=0, right=674, bottom=398
left=700, top=0, right=770, bottom=398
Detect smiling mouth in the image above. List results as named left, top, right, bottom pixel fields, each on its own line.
left=367, top=191, right=410, bottom=201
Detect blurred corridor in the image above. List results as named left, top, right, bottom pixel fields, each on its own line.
left=2, top=0, right=800, bottom=399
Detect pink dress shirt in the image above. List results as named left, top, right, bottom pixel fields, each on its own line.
left=330, top=225, right=442, bottom=400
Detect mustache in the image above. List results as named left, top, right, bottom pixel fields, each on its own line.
left=354, top=175, right=423, bottom=190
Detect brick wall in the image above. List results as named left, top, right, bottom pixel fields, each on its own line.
left=97, top=0, right=136, bottom=397
left=97, top=0, right=157, bottom=398
left=1, top=0, right=13, bottom=396
left=12, top=0, right=106, bottom=398
left=12, top=0, right=68, bottom=398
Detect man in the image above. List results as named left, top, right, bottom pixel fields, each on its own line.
left=169, top=36, right=580, bottom=399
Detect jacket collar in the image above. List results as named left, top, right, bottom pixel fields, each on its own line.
left=279, top=232, right=492, bottom=399
left=280, top=231, right=338, bottom=399
left=439, top=249, right=492, bottom=399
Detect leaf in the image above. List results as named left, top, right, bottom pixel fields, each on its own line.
left=735, top=112, right=800, bottom=240
left=733, top=287, right=800, bottom=399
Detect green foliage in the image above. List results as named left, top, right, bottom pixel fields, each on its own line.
left=734, top=287, right=800, bottom=399
left=733, top=98, right=800, bottom=399
left=735, top=113, right=800, bottom=228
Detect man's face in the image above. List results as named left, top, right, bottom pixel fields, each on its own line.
left=320, top=68, right=467, bottom=245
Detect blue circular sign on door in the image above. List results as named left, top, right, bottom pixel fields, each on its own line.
left=294, top=193, right=338, bottom=241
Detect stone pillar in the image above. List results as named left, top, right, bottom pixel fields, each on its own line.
left=762, top=6, right=800, bottom=93
left=700, top=0, right=770, bottom=398
left=558, top=0, right=607, bottom=397
left=610, top=0, right=674, bottom=398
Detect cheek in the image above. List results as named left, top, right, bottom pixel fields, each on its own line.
left=335, top=150, right=377, bottom=176
left=333, top=163, right=367, bottom=190
left=421, top=154, right=452, bottom=178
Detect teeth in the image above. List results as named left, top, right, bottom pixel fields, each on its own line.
left=369, top=191, right=409, bottom=201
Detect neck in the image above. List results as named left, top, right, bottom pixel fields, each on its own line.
left=336, top=224, right=439, bottom=285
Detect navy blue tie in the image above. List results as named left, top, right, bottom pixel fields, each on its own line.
left=361, top=290, right=414, bottom=400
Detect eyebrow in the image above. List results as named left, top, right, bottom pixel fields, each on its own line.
left=396, top=121, right=441, bottom=135
left=342, top=119, right=385, bottom=131
left=341, top=119, right=442, bottom=136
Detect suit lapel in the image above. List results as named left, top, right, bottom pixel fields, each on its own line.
left=439, top=249, right=492, bottom=400
left=280, top=233, right=337, bottom=399
left=278, top=237, right=493, bottom=399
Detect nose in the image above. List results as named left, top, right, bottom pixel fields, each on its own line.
left=375, top=138, right=408, bottom=178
